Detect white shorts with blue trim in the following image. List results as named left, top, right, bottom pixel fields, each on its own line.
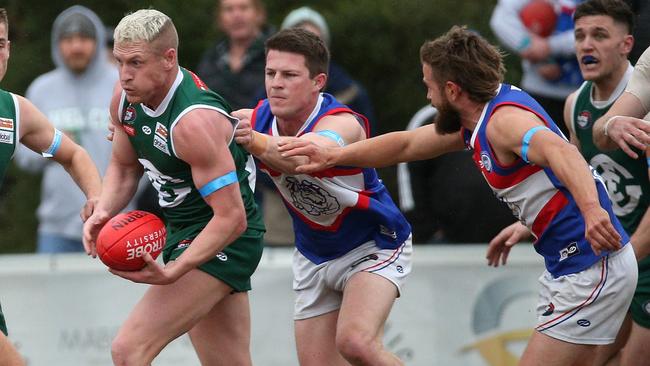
left=535, top=244, right=637, bottom=345
left=292, top=236, right=412, bottom=320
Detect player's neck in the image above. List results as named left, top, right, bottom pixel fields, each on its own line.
left=459, top=100, right=485, bottom=131
left=592, top=61, right=629, bottom=102
left=143, top=71, right=178, bottom=110
left=276, top=99, right=319, bottom=136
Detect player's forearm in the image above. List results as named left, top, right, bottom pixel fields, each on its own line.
left=547, top=143, right=601, bottom=214
left=592, top=113, right=621, bottom=151
left=250, top=131, right=312, bottom=174
left=334, top=130, right=417, bottom=168
left=96, top=161, right=142, bottom=216
left=60, top=148, right=102, bottom=200
left=171, top=207, right=247, bottom=275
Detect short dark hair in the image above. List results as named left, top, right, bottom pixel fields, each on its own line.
left=574, top=0, right=634, bottom=34
left=265, top=27, right=329, bottom=78
left=420, top=26, right=504, bottom=103
left=0, top=8, right=7, bottom=29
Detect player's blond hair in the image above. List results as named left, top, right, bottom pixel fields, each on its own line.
left=114, top=9, right=178, bottom=52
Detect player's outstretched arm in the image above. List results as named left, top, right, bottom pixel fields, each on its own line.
left=486, top=221, right=532, bottom=267
left=234, top=110, right=370, bottom=174
left=278, top=123, right=465, bottom=173
left=488, top=106, right=621, bottom=255
left=592, top=91, right=650, bottom=157
left=17, top=96, right=102, bottom=222
left=113, top=109, right=247, bottom=285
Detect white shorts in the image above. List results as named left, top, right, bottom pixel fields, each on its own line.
left=292, top=237, right=412, bottom=320
left=535, top=244, right=638, bottom=345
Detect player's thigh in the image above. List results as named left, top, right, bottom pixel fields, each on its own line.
left=520, top=330, right=597, bottom=366
left=295, top=310, right=348, bottom=366
left=593, top=314, right=632, bottom=366
left=117, top=268, right=232, bottom=348
left=337, top=271, right=397, bottom=339
left=189, top=292, right=252, bottom=366
left=620, top=321, right=650, bottom=366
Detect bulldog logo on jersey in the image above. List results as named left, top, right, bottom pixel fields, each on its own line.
left=577, top=110, right=591, bottom=129
left=480, top=152, right=492, bottom=172
left=285, top=176, right=340, bottom=216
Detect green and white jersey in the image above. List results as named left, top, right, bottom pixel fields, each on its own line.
left=570, top=64, right=650, bottom=233
left=0, top=89, right=19, bottom=186
left=118, top=68, right=264, bottom=231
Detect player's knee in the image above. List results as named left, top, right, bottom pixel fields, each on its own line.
left=111, top=334, right=146, bottom=366
left=335, top=327, right=377, bottom=363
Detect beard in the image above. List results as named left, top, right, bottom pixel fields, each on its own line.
left=434, top=97, right=462, bottom=135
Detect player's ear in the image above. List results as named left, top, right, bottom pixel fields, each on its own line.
left=313, top=73, right=327, bottom=91
left=621, top=34, right=634, bottom=55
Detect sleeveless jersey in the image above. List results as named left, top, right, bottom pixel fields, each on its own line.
left=571, top=69, right=650, bottom=234
left=462, top=83, right=628, bottom=277
left=118, top=68, right=263, bottom=231
left=0, top=89, right=19, bottom=185
left=572, top=68, right=650, bottom=274
left=251, top=93, right=411, bottom=264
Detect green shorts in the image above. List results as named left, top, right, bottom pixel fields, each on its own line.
left=630, top=256, right=650, bottom=328
left=163, top=223, right=264, bottom=292
left=0, top=302, right=7, bottom=336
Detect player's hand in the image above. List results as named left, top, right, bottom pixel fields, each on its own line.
left=602, top=116, right=650, bottom=158
left=486, top=221, right=531, bottom=267
left=277, top=138, right=334, bottom=173
left=520, top=35, right=550, bottom=62
left=233, top=118, right=253, bottom=148
left=583, top=205, right=622, bottom=256
left=109, top=253, right=179, bottom=285
left=80, top=197, right=99, bottom=222
left=82, top=210, right=111, bottom=258
left=106, top=123, right=115, bottom=142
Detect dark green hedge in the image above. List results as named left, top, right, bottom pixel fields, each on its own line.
left=0, top=0, right=522, bottom=253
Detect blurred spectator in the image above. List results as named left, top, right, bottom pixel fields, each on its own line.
left=397, top=105, right=513, bottom=243
left=491, top=0, right=584, bottom=135
left=15, top=6, right=121, bottom=253
left=104, top=25, right=117, bottom=66
left=280, top=6, right=376, bottom=133
left=624, top=0, right=650, bottom=64
left=196, top=0, right=272, bottom=110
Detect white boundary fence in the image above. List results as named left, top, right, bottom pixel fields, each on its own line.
left=0, top=245, right=544, bottom=366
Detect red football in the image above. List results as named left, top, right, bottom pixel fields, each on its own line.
left=520, top=0, right=557, bottom=37
left=96, top=210, right=166, bottom=271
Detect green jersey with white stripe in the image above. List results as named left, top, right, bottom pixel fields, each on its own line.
left=571, top=78, right=650, bottom=235
left=118, top=68, right=263, bottom=231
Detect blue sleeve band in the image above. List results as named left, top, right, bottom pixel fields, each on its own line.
left=315, top=130, right=345, bottom=147
left=646, top=157, right=650, bottom=167
left=521, top=126, right=550, bottom=163
left=41, top=129, right=63, bottom=158
left=198, top=171, right=238, bottom=198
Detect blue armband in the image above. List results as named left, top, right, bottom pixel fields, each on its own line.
left=646, top=157, right=650, bottom=167
left=198, top=171, right=238, bottom=198
left=41, top=128, right=63, bottom=158
left=521, top=126, right=550, bottom=163
left=315, top=130, right=345, bottom=147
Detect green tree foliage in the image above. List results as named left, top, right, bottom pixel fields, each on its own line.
left=0, top=0, right=525, bottom=253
